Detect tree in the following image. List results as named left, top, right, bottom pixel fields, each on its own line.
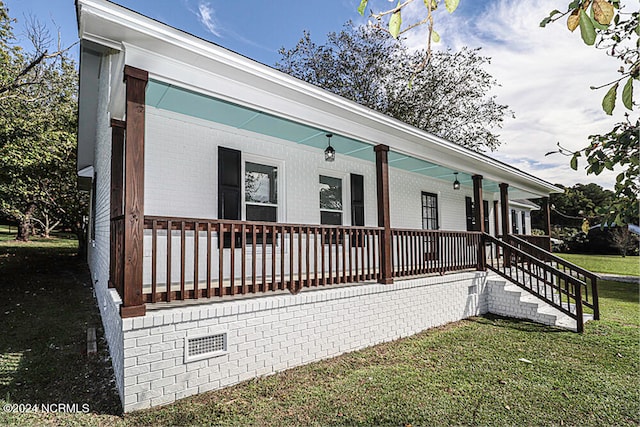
left=611, top=226, right=638, bottom=257
left=357, top=0, right=638, bottom=226
left=531, top=182, right=614, bottom=229
left=0, top=2, right=88, bottom=250
left=276, top=24, right=512, bottom=152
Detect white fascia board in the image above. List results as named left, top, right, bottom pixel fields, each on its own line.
left=77, top=0, right=562, bottom=197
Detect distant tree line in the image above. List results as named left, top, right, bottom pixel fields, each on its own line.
left=0, top=2, right=88, bottom=255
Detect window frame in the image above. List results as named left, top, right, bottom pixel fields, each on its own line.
left=318, top=171, right=348, bottom=226
left=242, top=153, right=284, bottom=223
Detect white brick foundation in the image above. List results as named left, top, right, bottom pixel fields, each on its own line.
left=115, top=272, right=489, bottom=412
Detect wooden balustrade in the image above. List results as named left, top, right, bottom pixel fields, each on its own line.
left=485, top=234, right=585, bottom=332
left=391, top=229, right=482, bottom=277
left=106, top=216, right=492, bottom=305
left=512, top=234, right=552, bottom=252
left=141, top=216, right=384, bottom=303
left=505, top=234, right=599, bottom=320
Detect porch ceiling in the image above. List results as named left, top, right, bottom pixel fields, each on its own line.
left=146, top=79, right=520, bottom=197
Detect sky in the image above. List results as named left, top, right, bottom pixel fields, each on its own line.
left=5, top=0, right=635, bottom=191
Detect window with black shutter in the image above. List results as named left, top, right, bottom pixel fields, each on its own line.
left=521, top=211, right=526, bottom=235
left=465, top=196, right=475, bottom=231
left=511, top=209, right=519, bottom=234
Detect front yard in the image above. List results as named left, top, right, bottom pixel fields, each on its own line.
left=0, top=233, right=638, bottom=426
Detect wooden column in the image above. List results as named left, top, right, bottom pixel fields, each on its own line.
left=375, top=144, right=393, bottom=284
left=120, top=65, right=148, bottom=318
left=541, top=197, right=552, bottom=250
left=499, top=183, right=510, bottom=237
left=472, top=175, right=485, bottom=270
left=109, top=119, right=125, bottom=292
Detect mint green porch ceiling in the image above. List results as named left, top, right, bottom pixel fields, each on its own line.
left=146, top=79, right=501, bottom=193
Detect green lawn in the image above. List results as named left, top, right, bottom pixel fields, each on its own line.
left=0, top=236, right=638, bottom=426
left=557, top=253, right=640, bottom=277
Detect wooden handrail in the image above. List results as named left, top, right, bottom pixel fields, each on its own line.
left=484, top=233, right=585, bottom=332
left=506, top=235, right=597, bottom=280
left=504, top=234, right=599, bottom=320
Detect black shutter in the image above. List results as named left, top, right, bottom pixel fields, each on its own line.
left=218, top=147, right=241, bottom=220
left=350, top=174, right=365, bottom=247
left=465, top=196, right=475, bottom=231
left=483, top=200, right=490, bottom=233
left=350, top=174, right=364, bottom=226
left=218, top=147, right=241, bottom=248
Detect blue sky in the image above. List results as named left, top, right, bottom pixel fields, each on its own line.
left=5, top=0, right=633, bottom=190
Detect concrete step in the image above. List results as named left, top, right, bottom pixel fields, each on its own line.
left=487, top=275, right=590, bottom=332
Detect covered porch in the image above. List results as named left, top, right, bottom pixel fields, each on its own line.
left=107, top=66, right=561, bottom=318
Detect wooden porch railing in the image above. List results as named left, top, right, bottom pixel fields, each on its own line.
left=391, top=229, right=482, bottom=277
left=485, top=234, right=585, bottom=332
left=141, top=216, right=384, bottom=302
left=512, top=234, right=551, bottom=252
left=129, top=216, right=488, bottom=304
left=504, top=234, right=599, bottom=320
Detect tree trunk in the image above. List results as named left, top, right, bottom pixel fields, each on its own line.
left=15, top=203, right=36, bottom=242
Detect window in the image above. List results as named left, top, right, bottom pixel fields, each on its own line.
left=422, top=192, right=438, bottom=230
left=521, top=211, right=526, bottom=235
left=511, top=209, right=519, bottom=234
left=465, top=197, right=475, bottom=231
left=422, top=192, right=439, bottom=260
left=245, top=162, right=277, bottom=222
left=319, top=175, right=343, bottom=225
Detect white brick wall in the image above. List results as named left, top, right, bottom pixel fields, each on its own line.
left=86, top=53, right=126, bottom=402
left=144, top=107, right=497, bottom=231
left=120, top=272, right=489, bottom=412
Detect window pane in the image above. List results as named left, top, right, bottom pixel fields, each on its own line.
left=245, top=162, right=277, bottom=204
left=319, top=175, right=342, bottom=210
left=321, top=211, right=342, bottom=225
left=246, top=204, right=277, bottom=222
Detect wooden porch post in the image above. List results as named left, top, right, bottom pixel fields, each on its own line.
left=499, top=183, right=510, bottom=237
left=375, top=144, right=393, bottom=284
left=109, top=119, right=125, bottom=294
left=541, top=196, right=552, bottom=251
left=120, top=65, right=148, bottom=318
left=472, top=175, right=485, bottom=270
left=499, top=183, right=510, bottom=266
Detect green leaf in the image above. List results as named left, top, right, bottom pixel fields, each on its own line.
left=445, top=0, right=460, bottom=13
left=570, top=156, right=578, bottom=170
left=578, top=9, right=596, bottom=45
left=389, top=3, right=402, bottom=39
left=357, top=0, right=368, bottom=16
left=602, top=82, right=618, bottom=115
left=622, top=76, right=633, bottom=110
left=431, top=29, right=441, bottom=43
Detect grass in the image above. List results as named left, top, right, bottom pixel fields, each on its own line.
left=556, top=253, right=640, bottom=277
left=0, top=233, right=638, bottom=426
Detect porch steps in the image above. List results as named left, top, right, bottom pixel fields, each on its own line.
left=487, top=278, right=591, bottom=332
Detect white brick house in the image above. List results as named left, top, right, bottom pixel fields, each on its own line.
left=76, top=0, right=599, bottom=412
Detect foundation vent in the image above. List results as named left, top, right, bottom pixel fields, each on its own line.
left=185, top=332, right=227, bottom=362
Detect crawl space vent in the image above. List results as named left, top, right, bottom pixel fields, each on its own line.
left=185, top=333, right=227, bottom=362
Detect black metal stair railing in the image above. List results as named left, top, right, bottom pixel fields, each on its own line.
left=504, top=234, right=599, bottom=320
left=483, top=233, right=585, bottom=333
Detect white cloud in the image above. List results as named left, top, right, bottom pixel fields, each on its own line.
left=197, top=1, right=220, bottom=37
left=398, top=0, right=630, bottom=190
